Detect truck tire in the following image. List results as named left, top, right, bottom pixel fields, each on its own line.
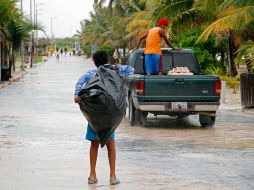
left=135, top=110, right=148, bottom=127
left=128, top=97, right=136, bottom=126
left=140, top=111, right=148, bottom=127
left=199, top=114, right=216, bottom=127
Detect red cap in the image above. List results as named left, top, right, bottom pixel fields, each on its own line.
left=157, top=18, right=170, bottom=27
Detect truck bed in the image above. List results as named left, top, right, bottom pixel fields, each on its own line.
left=141, top=75, right=220, bottom=102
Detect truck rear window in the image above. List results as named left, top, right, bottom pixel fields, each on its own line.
left=134, top=53, right=196, bottom=74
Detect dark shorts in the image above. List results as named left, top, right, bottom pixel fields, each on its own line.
left=85, top=123, right=115, bottom=141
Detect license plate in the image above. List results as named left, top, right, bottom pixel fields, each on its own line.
left=172, top=102, right=187, bottom=110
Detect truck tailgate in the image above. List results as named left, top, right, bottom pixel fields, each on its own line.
left=144, top=75, right=220, bottom=102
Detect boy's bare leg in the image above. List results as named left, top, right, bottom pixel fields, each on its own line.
left=106, top=140, right=117, bottom=179
left=90, top=140, right=99, bottom=180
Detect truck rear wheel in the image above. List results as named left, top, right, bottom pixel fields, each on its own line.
left=128, top=97, right=136, bottom=126
left=199, top=114, right=216, bottom=127
left=135, top=110, right=148, bottom=127
left=128, top=97, right=147, bottom=126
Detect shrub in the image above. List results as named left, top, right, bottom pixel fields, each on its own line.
left=82, top=45, right=91, bottom=58
left=97, top=45, right=114, bottom=57
left=171, top=28, right=225, bottom=72
left=220, top=76, right=240, bottom=94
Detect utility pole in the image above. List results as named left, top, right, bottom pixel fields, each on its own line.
left=51, top=17, right=57, bottom=50
left=20, top=0, right=25, bottom=70
left=29, top=0, right=33, bottom=68
left=34, top=0, right=37, bottom=60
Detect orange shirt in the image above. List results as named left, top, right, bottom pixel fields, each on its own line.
left=144, top=27, right=162, bottom=55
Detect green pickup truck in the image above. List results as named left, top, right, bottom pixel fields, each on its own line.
left=123, top=48, right=221, bottom=127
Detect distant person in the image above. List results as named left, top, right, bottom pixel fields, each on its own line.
left=69, top=52, right=72, bottom=56
left=49, top=47, right=55, bottom=57
left=60, top=48, right=63, bottom=56
left=55, top=51, right=60, bottom=61
left=74, top=51, right=134, bottom=185
left=73, top=49, right=75, bottom=56
left=64, top=48, right=68, bottom=56
left=134, top=18, right=181, bottom=75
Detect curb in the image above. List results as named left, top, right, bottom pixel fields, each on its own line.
left=0, top=60, right=45, bottom=90
left=0, top=73, right=24, bottom=89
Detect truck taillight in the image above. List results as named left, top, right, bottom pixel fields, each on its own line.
left=215, top=80, right=221, bottom=96
left=136, top=81, right=144, bottom=95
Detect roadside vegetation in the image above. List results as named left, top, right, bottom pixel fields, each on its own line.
left=0, top=0, right=42, bottom=77
left=51, top=37, right=78, bottom=52
left=77, top=0, right=254, bottom=91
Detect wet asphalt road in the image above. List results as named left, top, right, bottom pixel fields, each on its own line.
left=0, top=56, right=254, bottom=190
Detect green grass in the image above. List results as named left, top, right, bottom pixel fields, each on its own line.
left=35, top=56, right=43, bottom=63
left=16, top=55, right=21, bottom=62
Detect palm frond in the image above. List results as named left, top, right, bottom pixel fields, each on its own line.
left=197, top=6, right=254, bottom=43
left=235, top=40, right=254, bottom=71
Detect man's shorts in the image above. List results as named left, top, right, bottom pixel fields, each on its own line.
left=145, top=54, right=160, bottom=74
left=85, top=123, right=115, bottom=141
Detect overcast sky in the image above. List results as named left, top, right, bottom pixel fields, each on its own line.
left=21, top=0, right=94, bottom=38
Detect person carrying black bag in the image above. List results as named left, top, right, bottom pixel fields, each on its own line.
left=74, top=50, right=134, bottom=185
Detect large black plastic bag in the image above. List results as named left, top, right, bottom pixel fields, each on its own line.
left=78, top=65, right=126, bottom=148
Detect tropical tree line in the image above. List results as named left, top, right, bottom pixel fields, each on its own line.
left=0, top=0, right=39, bottom=79
left=78, top=0, right=254, bottom=75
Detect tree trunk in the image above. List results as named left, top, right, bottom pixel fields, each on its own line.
left=12, top=52, right=16, bottom=71
left=123, top=47, right=126, bottom=59
left=30, top=32, right=34, bottom=68
left=108, top=0, right=113, bottom=17
left=220, top=50, right=225, bottom=67
left=227, top=31, right=238, bottom=77
left=116, top=48, right=120, bottom=63
left=8, top=54, right=12, bottom=79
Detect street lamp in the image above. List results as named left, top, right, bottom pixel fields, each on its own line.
left=29, top=0, right=33, bottom=68
left=34, top=2, right=44, bottom=23
left=35, top=3, right=44, bottom=58
left=51, top=17, right=57, bottom=40
left=20, top=0, right=25, bottom=70
left=51, top=17, right=57, bottom=51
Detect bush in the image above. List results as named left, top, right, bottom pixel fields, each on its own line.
left=220, top=75, right=240, bottom=94
left=204, top=66, right=226, bottom=76
left=82, top=45, right=91, bottom=58
left=97, top=45, right=114, bottom=57
left=171, top=28, right=226, bottom=72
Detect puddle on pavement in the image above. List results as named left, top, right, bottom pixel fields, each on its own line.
left=0, top=139, right=22, bottom=148
left=119, top=115, right=254, bottom=149
left=4, top=125, right=16, bottom=128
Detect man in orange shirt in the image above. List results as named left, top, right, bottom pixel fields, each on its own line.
left=135, top=18, right=181, bottom=75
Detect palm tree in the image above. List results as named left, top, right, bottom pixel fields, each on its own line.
left=235, top=40, right=254, bottom=72
left=81, top=1, right=140, bottom=60
left=125, top=0, right=159, bottom=49
left=1, top=0, right=43, bottom=78
left=196, top=0, right=254, bottom=76
left=0, top=0, right=17, bottom=27
left=94, top=0, right=128, bottom=17
left=80, top=7, right=110, bottom=45
left=6, top=19, right=41, bottom=72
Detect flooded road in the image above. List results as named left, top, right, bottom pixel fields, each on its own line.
left=0, top=56, right=253, bottom=190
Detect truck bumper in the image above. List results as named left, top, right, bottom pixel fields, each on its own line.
left=137, top=102, right=220, bottom=112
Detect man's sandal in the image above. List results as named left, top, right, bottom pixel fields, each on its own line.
left=110, top=178, right=120, bottom=185
left=88, top=177, right=98, bottom=184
